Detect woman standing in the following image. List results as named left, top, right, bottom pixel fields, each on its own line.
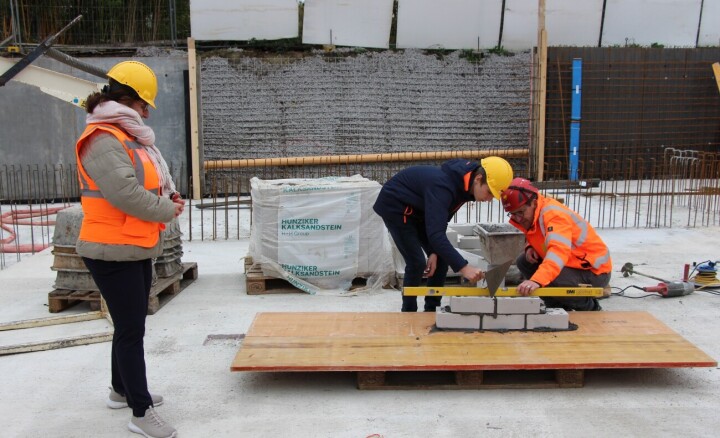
left=76, top=60, right=183, bottom=438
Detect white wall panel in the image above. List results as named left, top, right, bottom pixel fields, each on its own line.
left=602, top=0, right=702, bottom=47
left=501, top=0, right=538, bottom=50
left=190, top=0, right=298, bottom=41
left=395, top=0, right=502, bottom=50
left=546, top=0, right=604, bottom=47
left=697, top=0, right=720, bottom=46
left=302, top=0, right=394, bottom=48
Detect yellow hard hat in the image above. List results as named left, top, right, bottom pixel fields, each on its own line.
left=106, top=61, right=158, bottom=108
left=480, top=156, right=514, bottom=199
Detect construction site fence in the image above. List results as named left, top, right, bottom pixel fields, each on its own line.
left=1, top=149, right=719, bottom=269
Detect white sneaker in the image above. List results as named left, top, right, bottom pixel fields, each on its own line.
left=128, top=407, right=177, bottom=438
left=107, top=387, right=164, bottom=409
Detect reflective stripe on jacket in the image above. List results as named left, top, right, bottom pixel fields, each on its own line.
left=511, top=194, right=612, bottom=286
left=75, top=123, right=165, bottom=248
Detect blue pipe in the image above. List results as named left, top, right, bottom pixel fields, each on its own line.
left=569, top=58, right=582, bottom=181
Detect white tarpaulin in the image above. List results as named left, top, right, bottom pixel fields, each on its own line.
left=302, top=0, right=394, bottom=48
left=249, top=175, right=394, bottom=294
left=190, top=0, right=298, bottom=41
left=277, top=188, right=361, bottom=289
left=396, top=0, right=502, bottom=50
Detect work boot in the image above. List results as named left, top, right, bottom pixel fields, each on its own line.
left=128, top=407, right=177, bottom=438
left=107, top=387, right=163, bottom=409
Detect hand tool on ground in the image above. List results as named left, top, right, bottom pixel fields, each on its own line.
left=620, top=262, right=668, bottom=282
left=622, top=262, right=695, bottom=297
left=404, top=260, right=603, bottom=297
left=638, top=281, right=694, bottom=298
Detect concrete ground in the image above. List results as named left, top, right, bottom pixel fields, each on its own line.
left=1, top=227, right=719, bottom=438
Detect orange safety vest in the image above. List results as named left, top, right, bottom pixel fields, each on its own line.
left=510, top=194, right=612, bottom=286
left=75, top=123, right=165, bottom=248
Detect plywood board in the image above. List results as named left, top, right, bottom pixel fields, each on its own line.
left=231, top=312, right=716, bottom=371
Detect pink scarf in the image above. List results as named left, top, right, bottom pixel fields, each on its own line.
left=87, top=100, right=176, bottom=194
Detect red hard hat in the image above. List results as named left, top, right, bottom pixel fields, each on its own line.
left=501, top=178, right=539, bottom=212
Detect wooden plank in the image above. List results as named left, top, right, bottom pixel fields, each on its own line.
left=0, top=311, right=104, bottom=331
left=231, top=312, right=716, bottom=372
left=188, top=37, right=201, bottom=200
left=0, top=332, right=113, bottom=356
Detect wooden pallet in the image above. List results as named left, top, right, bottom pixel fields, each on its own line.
left=244, top=257, right=367, bottom=295
left=356, top=369, right=584, bottom=390
left=147, top=262, right=198, bottom=314
left=48, top=262, right=198, bottom=314
left=48, top=290, right=101, bottom=313
left=244, top=257, right=302, bottom=295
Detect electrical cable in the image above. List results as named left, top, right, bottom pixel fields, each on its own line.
left=689, top=260, right=720, bottom=290
left=609, top=285, right=658, bottom=299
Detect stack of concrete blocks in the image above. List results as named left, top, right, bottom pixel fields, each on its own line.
left=154, top=218, right=184, bottom=278
left=436, top=296, right=570, bottom=331
left=52, top=206, right=184, bottom=290
left=51, top=205, right=99, bottom=291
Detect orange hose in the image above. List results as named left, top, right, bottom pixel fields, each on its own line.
left=0, top=206, right=69, bottom=253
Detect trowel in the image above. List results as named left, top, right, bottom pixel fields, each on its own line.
left=484, top=259, right=514, bottom=297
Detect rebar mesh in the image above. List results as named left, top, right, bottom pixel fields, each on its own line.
left=544, top=47, right=720, bottom=179
left=0, top=0, right=189, bottom=47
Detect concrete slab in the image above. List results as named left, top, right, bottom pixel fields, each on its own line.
left=1, top=228, right=720, bottom=437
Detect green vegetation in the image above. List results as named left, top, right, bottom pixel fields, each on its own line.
left=488, top=45, right=512, bottom=56
left=459, top=49, right=483, bottom=62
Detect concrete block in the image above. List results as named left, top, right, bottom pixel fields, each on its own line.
left=482, top=314, right=525, bottom=330
left=495, top=297, right=544, bottom=314
left=449, top=296, right=495, bottom=314
left=448, top=223, right=476, bottom=236
left=526, top=308, right=569, bottom=330
left=458, top=236, right=481, bottom=249
left=436, top=307, right=480, bottom=330
left=446, top=230, right=459, bottom=248
left=459, top=248, right=485, bottom=257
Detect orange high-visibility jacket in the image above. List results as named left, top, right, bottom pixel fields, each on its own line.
left=75, top=123, right=165, bottom=248
left=510, top=194, right=612, bottom=286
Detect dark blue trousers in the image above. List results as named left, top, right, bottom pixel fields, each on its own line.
left=83, top=257, right=153, bottom=417
left=383, top=218, right=447, bottom=312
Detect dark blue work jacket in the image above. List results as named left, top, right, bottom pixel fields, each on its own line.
left=373, top=159, right=478, bottom=272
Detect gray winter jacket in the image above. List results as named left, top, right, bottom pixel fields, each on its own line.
left=76, top=131, right=176, bottom=261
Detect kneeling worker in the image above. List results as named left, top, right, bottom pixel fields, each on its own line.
left=373, top=157, right=513, bottom=312
left=501, top=178, right=611, bottom=311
